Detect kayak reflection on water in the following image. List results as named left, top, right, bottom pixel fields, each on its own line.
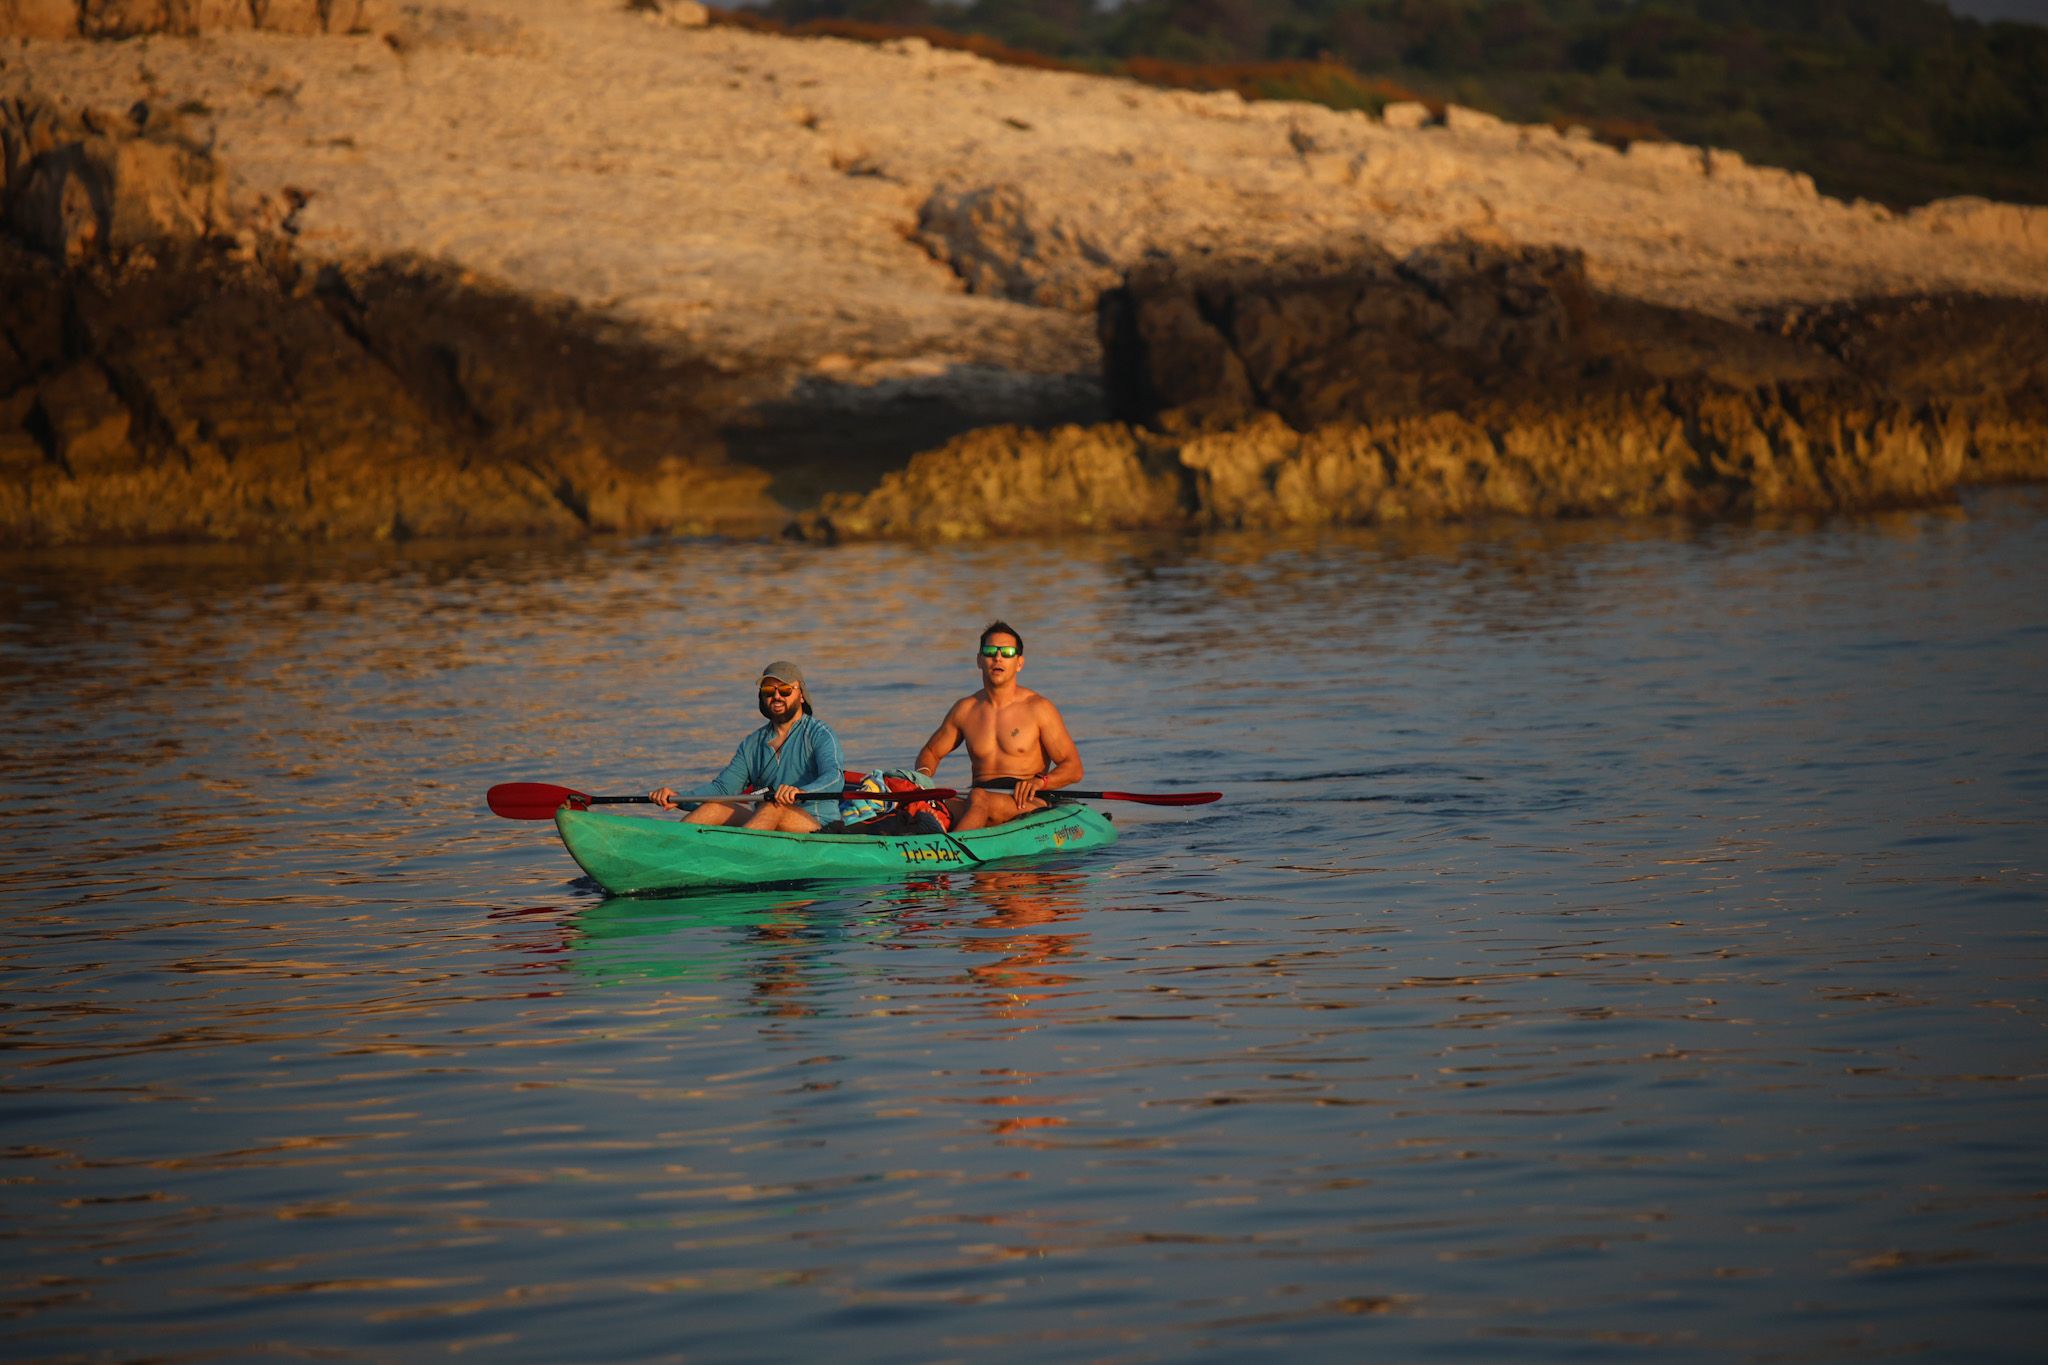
left=551, top=870, right=1095, bottom=1031
left=563, top=885, right=838, bottom=991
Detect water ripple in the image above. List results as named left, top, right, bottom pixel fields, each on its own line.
left=1, top=494, right=2045, bottom=1359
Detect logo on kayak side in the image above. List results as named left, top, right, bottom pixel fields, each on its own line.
left=1051, top=823, right=1085, bottom=847
left=899, top=844, right=965, bottom=865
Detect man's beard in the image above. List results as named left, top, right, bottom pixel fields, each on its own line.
left=759, top=696, right=799, bottom=721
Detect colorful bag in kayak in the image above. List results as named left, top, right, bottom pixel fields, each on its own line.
left=836, top=772, right=890, bottom=827
left=837, top=768, right=951, bottom=832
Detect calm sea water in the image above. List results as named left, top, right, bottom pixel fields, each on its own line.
left=3, top=491, right=2044, bottom=1362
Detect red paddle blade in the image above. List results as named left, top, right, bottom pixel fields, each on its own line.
left=487, top=782, right=591, bottom=819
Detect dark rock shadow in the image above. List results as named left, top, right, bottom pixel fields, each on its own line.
left=721, top=364, right=1108, bottom=507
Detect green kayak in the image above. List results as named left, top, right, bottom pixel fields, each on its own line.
left=553, top=802, right=1118, bottom=895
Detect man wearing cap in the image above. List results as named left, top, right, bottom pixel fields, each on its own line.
left=650, top=661, right=844, bottom=833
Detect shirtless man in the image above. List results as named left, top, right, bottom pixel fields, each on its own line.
left=913, top=621, right=1083, bottom=832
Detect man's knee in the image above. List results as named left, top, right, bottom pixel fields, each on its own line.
left=959, top=789, right=1022, bottom=831
left=746, top=805, right=819, bottom=833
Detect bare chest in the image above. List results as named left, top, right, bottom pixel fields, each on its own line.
left=961, top=700, right=1042, bottom=759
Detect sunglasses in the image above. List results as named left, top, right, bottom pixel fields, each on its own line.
left=977, top=644, right=1020, bottom=659
left=758, top=684, right=798, bottom=700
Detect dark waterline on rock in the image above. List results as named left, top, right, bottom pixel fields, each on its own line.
left=2, top=490, right=2044, bottom=1360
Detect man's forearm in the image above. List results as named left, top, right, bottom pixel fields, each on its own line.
left=1041, top=756, right=1083, bottom=791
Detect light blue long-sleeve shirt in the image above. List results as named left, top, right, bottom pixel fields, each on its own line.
left=708, top=714, right=845, bottom=824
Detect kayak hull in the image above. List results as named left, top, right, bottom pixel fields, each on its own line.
left=553, top=803, right=1117, bottom=895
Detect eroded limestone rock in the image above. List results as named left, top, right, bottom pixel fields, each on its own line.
left=0, top=0, right=76, bottom=38
left=0, top=96, right=783, bottom=546
left=628, top=0, right=707, bottom=30
left=916, top=182, right=1119, bottom=313
left=804, top=241, right=2048, bottom=541
left=1909, top=197, right=2048, bottom=252
left=2, top=100, right=233, bottom=264
left=805, top=422, right=1180, bottom=540
left=5, top=2, right=2048, bottom=547
left=807, top=385, right=2030, bottom=541
left=0, top=238, right=786, bottom=544
left=2, top=0, right=388, bottom=36
left=1100, top=238, right=1604, bottom=432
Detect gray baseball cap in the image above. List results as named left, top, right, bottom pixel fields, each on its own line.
left=758, top=660, right=806, bottom=688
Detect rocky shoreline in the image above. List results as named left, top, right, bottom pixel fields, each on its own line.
left=4, top=1, right=2046, bottom=547
left=805, top=241, right=2048, bottom=540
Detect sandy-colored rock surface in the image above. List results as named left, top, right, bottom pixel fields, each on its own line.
left=3, top=0, right=2047, bottom=545
left=12, top=0, right=2047, bottom=369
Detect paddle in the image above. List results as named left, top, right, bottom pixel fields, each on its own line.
left=487, top=781, right=957, bottom=821
left=969, top=781, right=1221, bottom=806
